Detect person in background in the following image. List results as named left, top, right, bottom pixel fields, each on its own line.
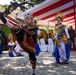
left=0, top=26, right=6, bottom=56
left=49, top=29, right=54, bottom=40
left=68, top=26, right=76, bottom=50
left=8, top=34, right=24, bottom=57
left=74, top=35, right=76, bottom=49
left=8, top=34, right=15, bottom=57
left=43, top=30, right=47, bottom=40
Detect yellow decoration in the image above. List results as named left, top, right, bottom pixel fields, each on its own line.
left=56, top=40, right=61, bottom=48
left=62, top=35, right=67, bottom=41
left=38, top=34, right=41, bottom=38
left=56, top=26, right=61, bottom=35
left=61, top=35, right=68, bottom=44
left=33, top=16, right=39, bottom=23
left=55, top=25, right=68, bottom=47
left=8, top=34, right=13, bottom=40
left=55, top=12, right=65, bottom=20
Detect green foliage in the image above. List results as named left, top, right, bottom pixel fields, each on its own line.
left=2, top=26, right=11, bottom=36
left=1, top=0, right=45, bottom=11
left=31, top=0, right=45, bottom=5
left=12, top=0, right=26, bottom=2
left=12, top=0, right=17, bottom=2
left=12, top=0, right=45, bottom=10
left=2, top=5, right=8, bottom=10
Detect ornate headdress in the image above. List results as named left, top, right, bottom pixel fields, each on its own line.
left=33, top=16, right=39, bottom=23
left=8, top=34, right=13, bottom=40
left=24, top=13, right=33, bottom=19
left=55, top=12, right=64, bottom=20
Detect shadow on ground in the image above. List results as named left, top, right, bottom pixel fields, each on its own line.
left=0, top=52, right=76, bottom=75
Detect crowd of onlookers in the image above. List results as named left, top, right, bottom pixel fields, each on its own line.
left=37, top=26, right=76, bottom=51
left=0, top=25, right=76, bottom=57
left=0, top=26, right=24, bottom=57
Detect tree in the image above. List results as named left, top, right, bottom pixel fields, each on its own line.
left=12, top=0, right=45, bottom=10
left=2, top=5, right=8, bottom=10
left=1, top=0, right=45, bottom=11
left=12, top=0, right=45, bottom=4
left=31, top=0, right=45, bottom=5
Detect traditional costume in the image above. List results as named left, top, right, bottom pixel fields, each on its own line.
left=0, top=13, right=36, bottom=64
left=0, top=4, right=37, bottom=75
left=54, top=12, right=70, bottom=64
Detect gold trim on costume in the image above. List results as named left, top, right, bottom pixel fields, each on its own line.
left=22, top=41, right=35, bottom=53
left=55, top=12, right=64, bottom=20
left=29, top=59, right=36, bottom=64
left=55, top=25, right=68, bottom=47
left=8, top=34, right=13, bottom=40
left=33, top=16, right=39, bottom=23
left=15, top=28, right=20, bottom=34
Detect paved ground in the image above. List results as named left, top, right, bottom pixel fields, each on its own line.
left=0, top=51, right=76, bottom=75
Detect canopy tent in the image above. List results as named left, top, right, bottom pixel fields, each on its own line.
left=19, top=0, right=76, bottom=30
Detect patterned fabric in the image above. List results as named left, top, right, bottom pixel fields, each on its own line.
left=8, top=21, right=36, bottom=63
left=54, top=25, right=70, bottom=63
left=55, top=25, right=68, bottom=47
left=11, top=28, right=36, bottom=54
left=22, top=39, right=36, bottom=53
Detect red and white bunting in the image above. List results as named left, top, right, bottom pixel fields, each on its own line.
left=19, top=0, right=76, bottom=27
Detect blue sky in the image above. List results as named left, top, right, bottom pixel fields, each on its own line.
left=0, top=0, right=12, bottom=5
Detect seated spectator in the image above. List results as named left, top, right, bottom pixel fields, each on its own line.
left=8, top=34, right=24, bottom=57
left=49, top=29, right=54, bottom=40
